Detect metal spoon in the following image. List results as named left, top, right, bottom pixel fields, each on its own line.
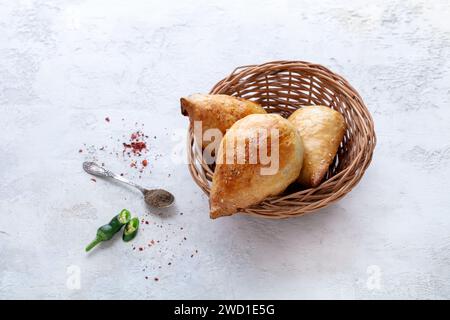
left=82, top=161, right=174, bottom=208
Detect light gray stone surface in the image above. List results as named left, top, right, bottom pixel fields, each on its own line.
left=1, top=0, right=449, bottom=299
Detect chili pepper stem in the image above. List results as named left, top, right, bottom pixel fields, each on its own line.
left=85, top=238, right=102, bottom=252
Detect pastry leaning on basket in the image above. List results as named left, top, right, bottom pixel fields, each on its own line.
left=181, top=94, right=346, bottom=219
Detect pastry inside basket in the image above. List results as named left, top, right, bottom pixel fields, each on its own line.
left=180, top=94, right=266, bottom=149
left=210, top=114, right=304, bottom=218
left=288, top=105, right=346, bottom=187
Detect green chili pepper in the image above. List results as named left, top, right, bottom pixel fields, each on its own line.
left=123, top=217, right=139, bottom=242
left=109, top=209, right=132, bottom=233
left=85, top=224, right=115, bottom=252
left=85, top=209, right=131, bottom=252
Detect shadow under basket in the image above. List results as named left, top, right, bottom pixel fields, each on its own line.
left=186, top=60, right=376, bottom=219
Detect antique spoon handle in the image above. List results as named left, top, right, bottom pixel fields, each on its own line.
left=82, top=161, right=146, bottom=193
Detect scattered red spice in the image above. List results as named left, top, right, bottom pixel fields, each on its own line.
left=105, top=117, right=110, bottom=122
left=123, top=132, right=147, bottom=155
left=142, top=159, right=148, bottom=167
left=131, top=141, right=146, bottom=154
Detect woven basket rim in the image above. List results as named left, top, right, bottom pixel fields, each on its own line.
left=186, top=60, right=376, bottom=219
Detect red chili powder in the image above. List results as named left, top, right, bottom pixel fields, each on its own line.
left=132, top=142, right=146, bottom=153
left=123, top=141, right=147, bottom=154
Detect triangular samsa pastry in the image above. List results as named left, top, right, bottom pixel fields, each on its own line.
left=288, top=105, right=346, bottom=187
left=180, top=94, right=266, bottom=149
left=210, top=114, right=304, bottom=219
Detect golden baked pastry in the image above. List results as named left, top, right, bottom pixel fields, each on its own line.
left=210, top=114, right=304, bottom=219
left=288, top=105, right=346, bottom=187
left=180, top=94, right=266, bottom=149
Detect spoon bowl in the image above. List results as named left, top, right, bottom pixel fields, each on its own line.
left=144, top=189, right=175, bottom=208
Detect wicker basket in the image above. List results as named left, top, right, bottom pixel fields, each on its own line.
left=186, top=60, right=376, bottom=218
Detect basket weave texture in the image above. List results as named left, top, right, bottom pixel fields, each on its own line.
left=187, top=60, right=376, bottom=218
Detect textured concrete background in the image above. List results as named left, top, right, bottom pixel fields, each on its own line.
left=1, top=0, right=449, bottom=299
